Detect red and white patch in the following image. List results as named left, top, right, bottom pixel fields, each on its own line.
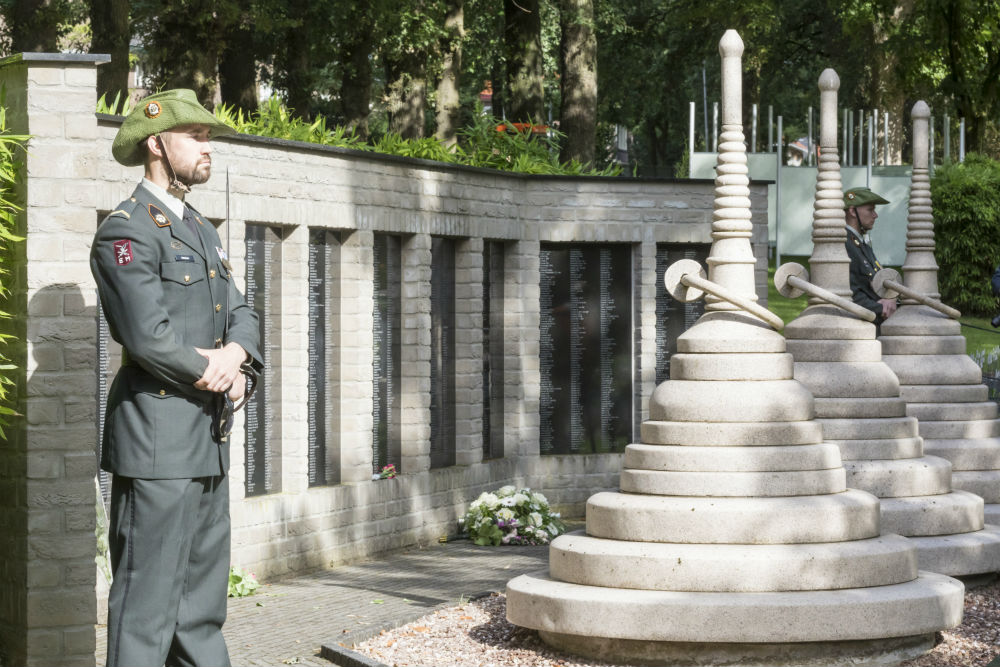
left=113, top=239, right=133, bottom=265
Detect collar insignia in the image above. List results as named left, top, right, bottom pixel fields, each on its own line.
left=148, top=204, right=171, bottom=227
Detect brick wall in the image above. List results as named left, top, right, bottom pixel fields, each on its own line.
left=0, top=55, right=770, bottom=666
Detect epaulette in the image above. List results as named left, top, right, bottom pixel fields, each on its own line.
left=851, top=237, right=861, bottom=246
left=107, top=209, right=130, bottom=220
left=102, top=197, right=141, bottom=224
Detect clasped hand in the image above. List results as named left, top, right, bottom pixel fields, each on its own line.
left=194, top=342, right=247, bottom=402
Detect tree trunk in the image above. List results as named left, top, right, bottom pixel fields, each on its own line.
left=280, top=0, right=313, bottom=119
left=339, top=12, right=375, bottom=139
left=558, top=0, right=596, bottom=166
left=89, top=0, right=131, bottom=105
left=10, top=0, right=62, bottom=51
left=219, top=21, right=259, bottom=115
left=386, top=56, right=427, bottom=139
left=435, top=0, right=464, bottom=146
left=504, top=0, right=544, bottom=123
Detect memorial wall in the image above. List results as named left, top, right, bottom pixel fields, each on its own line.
left=87, top=126, right=768, bottom=579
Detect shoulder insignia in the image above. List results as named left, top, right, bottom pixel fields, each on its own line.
left=147, top=204, right=171, bottom=228
left=108, top=209, right=131, bottom=220
left=129, top=197, right=136, bottom=202
left=113, top=239, right=134, bottom=265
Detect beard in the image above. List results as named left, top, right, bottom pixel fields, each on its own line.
left=181, top=160, right=212, bottom=186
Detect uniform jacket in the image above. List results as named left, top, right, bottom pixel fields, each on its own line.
left=845, top=226, right=886, bottom=324
left=91, top=183, right=262, bottom=479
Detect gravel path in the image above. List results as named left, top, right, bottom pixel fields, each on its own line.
left=351, top=581, right=1000, bottom=667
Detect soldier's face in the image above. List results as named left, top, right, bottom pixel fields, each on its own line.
left=853, top=204, right=877, bottom=233
left=161, top=124, right=213, bottom=185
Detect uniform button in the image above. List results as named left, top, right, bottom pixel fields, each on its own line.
left=159, top=389, right=166, bottom=396
left=209, top=269, right=216, bottom=278
left=215, top=337, right=223, bottom=345
left=184, top=275, right=190, bottom=282
left=216, top=304, right=222, bottom=312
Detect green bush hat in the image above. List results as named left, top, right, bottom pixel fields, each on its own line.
left=112, top=89, right=236, bottom=167
left=844, top=186, right=890, bottom=208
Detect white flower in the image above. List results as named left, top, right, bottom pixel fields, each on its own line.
left=531, top=492, right=548, bottom=506
left=500, top=497, right=516, bottom=507
left=482, top=493, right=500, bottom=509
left=497, top=508, right=515, bottom=522
left=512, top=493, right=530, bottom=506
left=497, top=485, right=516, bottom=497
left=528, top=512, right=543, bottom=527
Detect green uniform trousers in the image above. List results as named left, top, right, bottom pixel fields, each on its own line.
left=106, top=475, right=231, bottom=667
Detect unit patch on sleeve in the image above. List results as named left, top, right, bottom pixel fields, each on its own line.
left=113, top=239, right=134, bottom=265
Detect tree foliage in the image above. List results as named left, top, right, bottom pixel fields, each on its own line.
left=932, top=153, right=1000, bottom=316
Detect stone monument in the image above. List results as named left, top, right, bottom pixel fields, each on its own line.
left=506, top=31, right=963, bottom=667
left=878, top=102, right=1000, bottom=525
left=778, top=72, right=1000, bottom=576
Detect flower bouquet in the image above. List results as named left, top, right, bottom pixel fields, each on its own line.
left=461, top=486, right=566, bottom=546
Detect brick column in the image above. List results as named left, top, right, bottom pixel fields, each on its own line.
left=0, top=53, right=108, bottom=667
left=506, top=239, right=541, bottom=460
left=454, top=238, right=484, bottom=466
left=336, top=230, right=375, bottom=484
left=637, top=238, right=658, bottom=421
left=281, top=224, right=308, bottom=493
left=401, top=234, right=431, bottom=472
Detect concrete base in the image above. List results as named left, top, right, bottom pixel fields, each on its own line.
left=987, top=505, right=1000, bottom=526
left=537, top=630, right=936, bottom=667
left=908, top=524, right=1000, bottom=576
left=507, top=571, right=963, bottom=643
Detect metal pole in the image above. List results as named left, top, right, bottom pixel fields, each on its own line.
left=712, top=102, right=719, bottom=153
left=702, top=62, right=709, bottom=150
left=689, top=101, right=696, bottom=157
left=751, top=103, right=758, bottom=153
left=842, top=109, right=848, bottom=166
left=768, top=105, right=773, bottom=152
left=943, top=113, right=950, bottom=163
left=883, top=111, right=889, bottom=165
left=776, top=114, right=783, bottom=267
left=959, top=117, right=966, bottom=162
left=866, top=112, right=873, bottom=185
left=807, top=106, right=813, bottom=166
left=872, top=108, right=879, bottom=165
left=847, top=110, right=854, bottom=165
left=856, top=108, right=863, bottom=166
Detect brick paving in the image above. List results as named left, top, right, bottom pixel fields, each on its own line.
left=94, top=538, right=551, bottom=666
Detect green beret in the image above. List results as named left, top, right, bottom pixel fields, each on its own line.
left=112, top=89, right=236, bottom=166
left=844, top=187, right=890, bottom=208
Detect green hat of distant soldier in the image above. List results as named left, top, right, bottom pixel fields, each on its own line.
left=112, top=89, right=236, bottom=167
left=844, top=187, right=890, bottom=208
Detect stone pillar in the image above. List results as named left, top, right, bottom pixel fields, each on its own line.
left=506, top=32, right=962, bottom=667
left=454, top=237, right=484, bottom=467
left=0, top=53, right=108, bottom=667
left=401, top=233, right=431, bottom=472
left=337, top=230, right=376, bottom=484
left=784, top=73, right=1000, bottom=576
left=505, top=239, right=540, bottom=463
left=879, top=102, right=1000, bottom=524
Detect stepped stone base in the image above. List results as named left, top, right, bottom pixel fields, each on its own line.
left=507, top=571, right=963, bottom=643
left=907, top=524, right=1000, bottom=576
left=537, top=630, right=935, bottom=667
left=987, top=505, right=1000, bottom=526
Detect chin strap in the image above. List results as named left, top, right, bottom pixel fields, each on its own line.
left=155, top=135, right=191, bottom=194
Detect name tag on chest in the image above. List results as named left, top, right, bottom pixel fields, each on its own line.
left=175, top=254, right=196, bottom=263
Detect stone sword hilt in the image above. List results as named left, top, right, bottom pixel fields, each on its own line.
left=872, top=268, right=961, bottom=319
left=664, top=258, right=785, bottom=331
left=774, top=262, right=876, bottom=323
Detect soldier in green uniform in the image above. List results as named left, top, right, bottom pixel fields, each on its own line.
left=844, top=186, right=896, bottom=325
left=91, top=89, right=262, bottom=667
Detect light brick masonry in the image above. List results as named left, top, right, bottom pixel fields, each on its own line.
left=0, top=54, right=769, bottom=666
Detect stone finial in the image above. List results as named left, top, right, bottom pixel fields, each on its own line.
left=902, top=100, right=938, bottom=298
left=707, top=29, right=756, bottom=312
left=807, top=68, right=851, bottom=299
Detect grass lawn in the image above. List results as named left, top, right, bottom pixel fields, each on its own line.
left=765, top=257, right=1000, bottom=367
